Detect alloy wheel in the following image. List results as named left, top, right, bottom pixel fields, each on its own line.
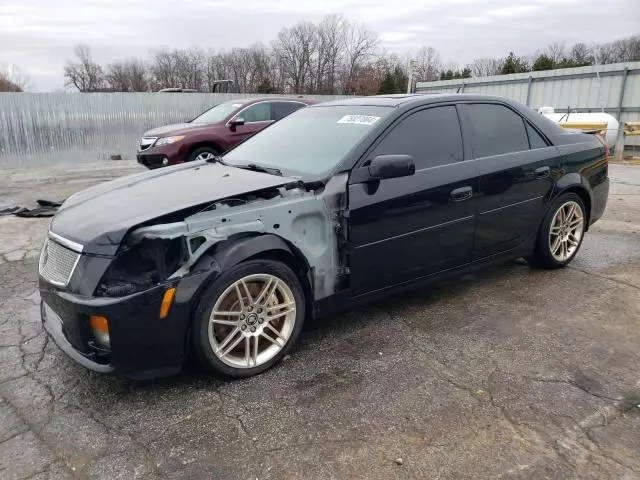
left=195, top=152, right=216, bottom=161
left=548, top=200, right=584, bottom=262
left=208, top=274, right=297, bottom=369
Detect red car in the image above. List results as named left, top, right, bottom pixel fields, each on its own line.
left=137, top=97, right=316, bottom=168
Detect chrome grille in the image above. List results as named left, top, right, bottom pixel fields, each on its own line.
left=139, top=136, right=157, bottom=151
left=39, top=238, right=81, bottom=287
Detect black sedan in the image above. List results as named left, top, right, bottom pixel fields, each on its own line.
left=38, top=94, right=609, bottom=379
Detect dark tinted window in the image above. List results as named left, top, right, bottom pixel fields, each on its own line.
left=372, top=106, right=463, bottom=169
left=465, top=104, right=529, bottom=157
left=273, top=102, right=306, bottom=120
left=526, top=123, right=548, bottom=149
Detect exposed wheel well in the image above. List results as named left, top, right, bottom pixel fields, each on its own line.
left=245, top=249, right=315, bottom=320
left=186, top=142, right=222, bottom=161
left=558, top=186, right=591, bottom=227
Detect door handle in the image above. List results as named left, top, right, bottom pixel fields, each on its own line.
left=450, top=186, right=473, bottom=202
left=535, top=166, right=550, bottom=179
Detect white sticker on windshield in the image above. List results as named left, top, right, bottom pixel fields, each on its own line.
left=337, top=115, right=381, bottom=125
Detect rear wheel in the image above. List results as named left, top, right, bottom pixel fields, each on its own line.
left=191, top=259, right=305, bottom=378
left=187, top=146, right=220, bottom=163
left=527, top=193, right=586, bottom=269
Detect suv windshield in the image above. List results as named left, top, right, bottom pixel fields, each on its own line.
left=191, top=101, right=244, bottom=124
left=223, top=105, right=392, bottom=176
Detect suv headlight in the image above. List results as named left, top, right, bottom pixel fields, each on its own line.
left=155, top=135, right=185, bottom=147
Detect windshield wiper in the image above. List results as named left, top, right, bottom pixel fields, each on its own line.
left=234, top=163, right=283, bottom=176
left=205, top=155, right=225, bottom=164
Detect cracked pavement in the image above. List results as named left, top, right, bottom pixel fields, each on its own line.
left=0, top=161, right=639, bottom=479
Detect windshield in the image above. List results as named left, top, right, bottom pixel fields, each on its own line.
left=191, top=101, right=243, bottom=124
left=223, top=105, right=392, bottom=176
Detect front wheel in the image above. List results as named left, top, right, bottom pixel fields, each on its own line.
left=191, top=259, right=305, bottom=378
left=187, top=146, right=220, bottom=163
left=527, top=193, right=587, bottom=269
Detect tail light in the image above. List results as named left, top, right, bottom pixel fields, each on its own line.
left=596, top=134, right=609, bottom=160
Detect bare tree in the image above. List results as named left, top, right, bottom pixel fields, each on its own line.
left=149, top=49, right=178, bottom=90
left=0, top=64, right=30, bottom=92
left=545, top=42, right=567, bottom=64
left=127, top=60, right=148, bottom=92
left=570, top=43, right=594, bottom=66
left=105, top=62, right=130, bottom=91
left=342, top=21, right=378, bottom=93
left=273, top=22, right=316, bottom=93
left=469, top=57, right=503, bottom=77
left=413, top=46, right=441, bottom=82
left=105, top=59, right=149, bottom=91
left=63, top=45, right=105, bottom=92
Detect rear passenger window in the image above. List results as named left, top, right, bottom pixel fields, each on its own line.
left=465, top=104, right=529, bottom=157
left=273, top=102, right=305, bottom=120
left=526, top=123, right=548, bottom=149
left=372, top=106, right=463, bottom=170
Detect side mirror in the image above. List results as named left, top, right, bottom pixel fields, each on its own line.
left=368, top=154, right=415, bottom=180
left=229, top=117, right=245, bottom=128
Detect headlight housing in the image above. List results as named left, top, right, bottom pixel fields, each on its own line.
left=154, top=135, right=185, bottom=147
left=95, top=238, right=186, bottom=297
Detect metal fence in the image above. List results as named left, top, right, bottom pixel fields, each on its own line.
left=0, top=93, right=349, bottom=167
left=416, top=62, right=640, bottom=151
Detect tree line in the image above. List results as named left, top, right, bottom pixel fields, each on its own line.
left=8, top=14, right=639, bottom=94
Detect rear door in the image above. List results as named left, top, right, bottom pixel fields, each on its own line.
left=458, top=102, right=562, bottom=259
left=272, top=101, right=307, bottom=121
left=348, top=104, right=480, bottom=295
left=227, top=101, right=275, bottom=145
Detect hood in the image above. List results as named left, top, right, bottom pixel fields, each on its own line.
left=143, top=122, right=219, bottom=137
left=50, top=161, right=295, bottom=255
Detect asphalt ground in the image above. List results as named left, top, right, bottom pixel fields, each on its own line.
left=0, top=161, right=639, bottom=480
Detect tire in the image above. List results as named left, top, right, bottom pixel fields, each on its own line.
left=527, top=193, right=587, bottom=269
left=191, top=259, right=306, bottom=378
left=187, top=146, right=220, bottom=163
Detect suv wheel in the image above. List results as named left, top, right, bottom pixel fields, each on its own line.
left=191, top=259, right=305, bottom=378
left=188, top=146, right=220, bottom=163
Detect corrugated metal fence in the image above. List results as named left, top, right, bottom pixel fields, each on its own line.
left=416, top=62, right=640, bottom=150
left=0, top=93, right=348, bottom=167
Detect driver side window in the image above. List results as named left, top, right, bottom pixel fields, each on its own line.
left=239, top=102, right=273, bottom=123
left=371, top=106, right=464, bottom=170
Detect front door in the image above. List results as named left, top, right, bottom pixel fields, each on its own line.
left=457, top=102, right=563, bottom=259
left=348, top=105, right=479, bottom=296
left=228, top=102, right=274, bottom=145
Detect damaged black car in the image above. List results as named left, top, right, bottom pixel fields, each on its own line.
left=39, top=94, right=609, bottom=379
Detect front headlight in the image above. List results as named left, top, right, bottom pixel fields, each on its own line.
left=155, top=135, right=185, bottom=147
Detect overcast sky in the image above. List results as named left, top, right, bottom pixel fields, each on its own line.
left=1, top=0, right=638, bottom=91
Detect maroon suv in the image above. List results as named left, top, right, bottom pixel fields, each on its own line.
left=137, top=97, right=316, bottom=168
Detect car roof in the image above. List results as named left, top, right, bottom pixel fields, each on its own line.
left=231, top=97, right=317, bottom=106
left=312, top=93, right=513, bottom=108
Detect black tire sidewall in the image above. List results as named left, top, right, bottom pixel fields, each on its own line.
left=191, top=259, right=306, bottom=378
left=187, top=146, right=219, bottom=163
left=535, top=193, right=587, bottom=268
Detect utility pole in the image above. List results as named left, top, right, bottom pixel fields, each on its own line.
left=407, top=59, right=415, bottom=94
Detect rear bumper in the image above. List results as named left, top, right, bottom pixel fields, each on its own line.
left=590, top=176, right=609, bottom=225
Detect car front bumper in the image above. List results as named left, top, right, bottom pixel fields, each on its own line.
left=137, top=142, right=187, bottom=169
left=39, top=278, right=194, bottom=380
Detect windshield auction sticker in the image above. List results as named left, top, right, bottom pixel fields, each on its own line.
left=337, top=115, right=381, bottom=125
